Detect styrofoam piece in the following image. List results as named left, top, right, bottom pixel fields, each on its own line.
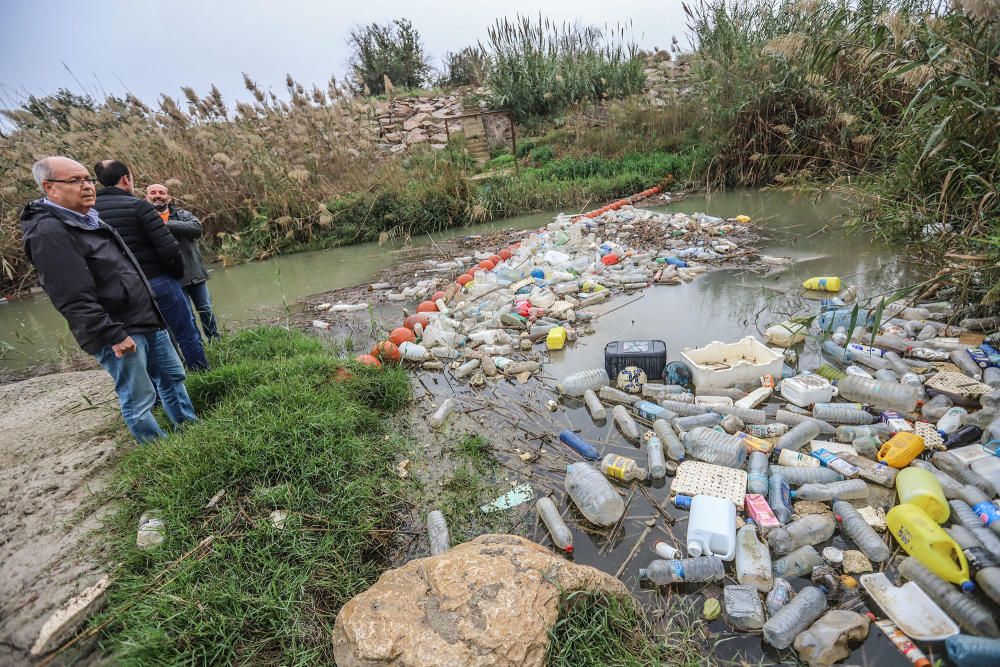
left=695, top=395, right=734, bottom=407
left=780, top=375, right=837, bottom=407
left=924, top=371, right=992, bottom=399
left=859, top=573, right=959, bottom=641
left=672, top=460, right=748, bottom=507
left=808, top=440, right=857, bottom=457
left=681, top=337, right=784, bottom=390
left=914, top=421, right=944, bottom=451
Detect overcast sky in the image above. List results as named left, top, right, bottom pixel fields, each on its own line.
left=0, top=0, right=688, bottom=110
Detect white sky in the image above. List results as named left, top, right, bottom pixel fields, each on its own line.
left=0, top=0, right=690, bottom=109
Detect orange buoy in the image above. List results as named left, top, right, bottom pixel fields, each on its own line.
left=456, top=274, right=473, bottom=287
left=389, top=327, right=416, bottom=346
left=356, top=354, right=381, bottom=367
left=431, top=290, right=445, bottom=302
left=601, top=253, right=620, bottom=266
left=499, top=249, right=512, bottom=260
left=489, top=254, right=502, bottom=265
left=334, top=367, right=353, bottom=382
left=651, top=186, right=661, bottom=194
left=416, top=300, right=438, bottom=313
left=403, top=313, right=430, bottom=330
left=371, top=341, right=401, bottom=363
left=478, top=260, right=495, bottom=271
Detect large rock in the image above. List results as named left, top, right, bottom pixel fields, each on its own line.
left=332, top=534, right=629, bottom=667
left=402, top=113, right=430, bottom=131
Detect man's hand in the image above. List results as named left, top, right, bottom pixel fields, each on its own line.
left=112, top=336, right=137, bottom=358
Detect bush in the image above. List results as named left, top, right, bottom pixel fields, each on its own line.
left=527, top=145, right=555, bottom=165
left=438, top=46, right=488, bottom=87
left=347, top=18, right=431, bottom=94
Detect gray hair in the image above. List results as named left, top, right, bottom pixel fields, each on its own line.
left=31, top=157, right=58, bottom=193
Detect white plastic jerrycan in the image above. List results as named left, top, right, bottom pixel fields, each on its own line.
left=687, top=494, right=737, bottom=561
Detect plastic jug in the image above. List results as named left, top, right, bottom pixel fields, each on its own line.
left=887, top=504, right=972, bottom=590
left=687, top=495, right=736, bottom=561
left=765, top=321, right=807, bottom=348
left=896, top=467, right=949, bottom=523
left=545, top=326, right=567, bottom=351
left=803, top=276, right=841, bottom=292
left=877, top=432, right=925, bottom=468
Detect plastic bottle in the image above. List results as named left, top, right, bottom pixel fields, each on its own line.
left=835, top=423, right=890, bottom=442
left=762, top=586, right=828, bottom=649
left=822, top=339, right=854, bottom=364
left=921, top=394, right=953, bottom=421
left=767, top=514, right=837, bottom=555
left=536, top=497, right=574, bottom=554
left=883, top=351, right=912, bottom=377
left=582, top=389, right=606, bottom=421
left=950, top=500, right=1000, bottom=556
left=946, top=425, right=984, bottom=449
left=776, top=421, right=821, bottom=451
left=792, top=479, right=869, bottom=502
left=776, top=409, right=836, bottom=435
left=558, top=430, right=600, bottom=460
left=748, top=451, right=769, bottom=495
left=853, top=435, right=882, bottom=458
left=659, top=399, right=711, bottom=417
left=565, top=462, right=625, bottom=526
left=812, top=404, right=874, bottom=425
left=736, top=520, right=773, bottom=592
left=766, top=578, right=794, bottom=615
left=136, top=512, right=164, bottom=550
left=639, top=556, right=726, bottom=585
left=633, top=400, right=675, bottom=422
left=832, top=325, right=849, bottom=346
left=933, top=452, right=998, bottom=498
left=768, top=465, right=844, bottom=486
left=429, top=398, right=457, bottom=429
left=724, top=584, right=766, bottom=631
left=673, top=413, right=723, bottom=431
left=687, top=495, right=737, bottom=560
left=713, top=404, right=767, bottom=425
left=612, top=405, right=641, bottom=444
left=898, top=557, right=999, bottom=637
left=556, top=368, right=610, bottom=396
left=836, top=375, right=921, bottom=412
left=652, top=540, right=680, bottom=560
left=985, top=367, right=1000, bottom=389
left=950, top=349, right=984, bottom=380
left=645, top=436, right=666, bottom=479
left=653, top=419, right=685, bottom=461
left=960, top=485, right=1000, bottom=534
left=426, top=510, right=450, bottom=555
left=961, top=316, right=1000, bottom=331
left=896, top=467, right=949, bottom=523
left=839, top=452, right=897, bottom=487
left=600, top=386, right=640, bottom=406
left=833, top=500, right=891, bottom=562
left=888, top=504, right=973, bottom=590
left=772, top=545, right=824, bottom=578
left=947, top=525, right=1000, bottom=607
left=946, top=635, right=1000, bottom=667
left=747, top=423, right=788, bottom=438
left=683, top=427, right=747, bottom=468
left=938, top=407, right=969, bottom=436
left=804, top=276, right=841, bottom=292
left=776, top=448, right=820, bottom=467
left=601, top=453, right=647, bottom=483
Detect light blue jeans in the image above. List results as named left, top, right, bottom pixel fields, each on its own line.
left=94, top=329, right=197, bottom=443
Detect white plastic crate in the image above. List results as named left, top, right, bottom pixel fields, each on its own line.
left=680, top=337, right=784, bottom=390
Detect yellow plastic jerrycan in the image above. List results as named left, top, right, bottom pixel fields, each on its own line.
left=877, top=432, right=925, bottom=468
left=887, top=504, right=972, bottom=590
left=802, top=276, right=842, bottom=292
left=896, top=467, right=949, bottom=523
left=546, top=326, right=567, bottom=351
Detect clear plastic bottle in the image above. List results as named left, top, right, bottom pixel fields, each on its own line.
left=683, top=427, right=748, bottom=468
left=898, top=557, right=1000, bottom=638
left=747, top=423, right=788, bottom=438
left=767, top=514, right=836, bottom=555
left=673, top=412, right=723, bottom=431
left=947, top=524, right=1000, bottom=607
left=565, top=462, right=625, bottom=526
left=762, top=586, right=828, bottom=649
left=852, top=435, right=882, bottom=458
left=910, top=459, right=964, bottom=498
left=633, top=400, right=675, bottom=422
left=776, top=409, right=836, bottom=435
left=600, top=386, right=640, bottom=406
left=950, top=349, right=983, bottom=380
left=840, top=452, right=897, bottom=487
left=653, top=419, right=685, bottom=461
left=536, top=497, right=574, bottom=554
left=768, top=474, right=793, bottom=523
left=136, top=512, right=164, bottom=550
left=874, top=368, right=900, bottom=383
left=933, top=452, right=997, bottom=498
left=660, top=399, right=712, bottom=417
left=426, top=510, right=450, bottom=555
left=961, top=316, right=1000, bottom=331
left=713, top=404, right=767, bottom=425
left=612, top=405, right=641, bottom=444
left=835, top=423, right=890, bottom=443
left=833, top=499, right=891, bottom=562
left=986, top=366, right=1000, bottom=389
left=556, top=368, right=610, bottom=396
left=792, top=479, right=869, bottom=502
left=812, top=404, right=875, bottom=425
left=836, top=375, right=922, bottom=412
left=921, top=393, right=953, bottom=421
left=959, top=484, right=1000, bottom=533
left=772, top=545, right=824, bottom=578
left=582, top=389, right=606, bottom=421
left=776, top=421, right=821, bottom=451
left=429, top=398, right=457, bottom=429
left=768, top=465, right=844, bottom=486
left=639, top=556, right=725, bottom=585
left=832, top=325, right=848, bottom=346
left=601, top=453, right=647, bottom=483
left=950, top=500, right=1000, bottom=556
left=735, top=519, right=773, bottom=592
left=766, top=577, right=794, bottom=615
left=645, top=436, right=666, bottom=479
left=883, top=351, right=912, bottom=377
left=748, top=450, right=769, bottom=495
left=724, top=584, right=766, bottom=630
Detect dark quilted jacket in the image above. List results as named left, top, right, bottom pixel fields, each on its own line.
left=94, top=186, right=184, bottom=280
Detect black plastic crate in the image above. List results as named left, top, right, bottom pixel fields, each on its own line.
left=604, top=340, right=667, bottom=382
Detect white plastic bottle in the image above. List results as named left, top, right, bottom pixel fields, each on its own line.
left=937, top=407, right=968, bottom=436
left=565, top=462, right=625, bottom=526
left=735, top=519, right=773, bottom=592
left=687, top=495, right=737, bottom=561
left=429, top=398, right=456, bottom=429
left=536, top=497, right=574, bottom=554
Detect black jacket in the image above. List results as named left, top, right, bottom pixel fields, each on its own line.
left=94, top=186, right=184, bottom=280
left=21, top=200, right=164, bottom=354
left=164, top=205, right=210, bottom=286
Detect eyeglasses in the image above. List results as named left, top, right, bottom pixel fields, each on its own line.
left=46, top=177, right=96, bottom=186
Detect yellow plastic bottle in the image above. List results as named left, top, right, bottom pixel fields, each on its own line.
left=546, top=326, right=567, bottom=351
left=886, top=504, right=972, bottom=590
left=877, top=432, right=925, bottom=468
left=895, top=467, right=949, bottom=523
left=802, top=276, right=842, bottom=292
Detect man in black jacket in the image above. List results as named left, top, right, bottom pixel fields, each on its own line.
left=93, top=160, right=207, bottom=370
left=21, top=156, right=197, bottom=443
left=146, top=183, right=220, bottom=340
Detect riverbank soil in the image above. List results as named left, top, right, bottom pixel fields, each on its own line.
left=0, top=370, right=121, bottom=665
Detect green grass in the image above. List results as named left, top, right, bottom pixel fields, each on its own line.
left=93, top=327, right=411, bottom=665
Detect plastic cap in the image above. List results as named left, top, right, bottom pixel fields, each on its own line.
left=687, top=542, right=702, bottom=557
left=564, top=545, right=574, bottom=554
left=961, top=580, right=975, bottom=592
left=638, top=568, right=647, bottom=579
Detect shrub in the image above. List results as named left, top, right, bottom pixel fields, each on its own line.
left=347, top=18, right=431, bottom=94
left=438, top=46, right=489, bottom=87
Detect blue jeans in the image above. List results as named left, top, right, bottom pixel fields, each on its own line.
left=149, top=274, right=208, bottom=370
left=184, top=280, right=221, bottom=340
left=94, top=330, right=197, bottom=443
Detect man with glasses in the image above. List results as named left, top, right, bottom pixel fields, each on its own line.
left=93, top=159, right=208, bottom=370
left=20, top=156, right=197, bottom=443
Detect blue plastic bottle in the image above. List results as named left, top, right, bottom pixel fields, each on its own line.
left=558, top=430, right=600, bottom=460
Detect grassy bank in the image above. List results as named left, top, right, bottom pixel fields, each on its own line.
left=91, top=327, right=410, bottom=664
